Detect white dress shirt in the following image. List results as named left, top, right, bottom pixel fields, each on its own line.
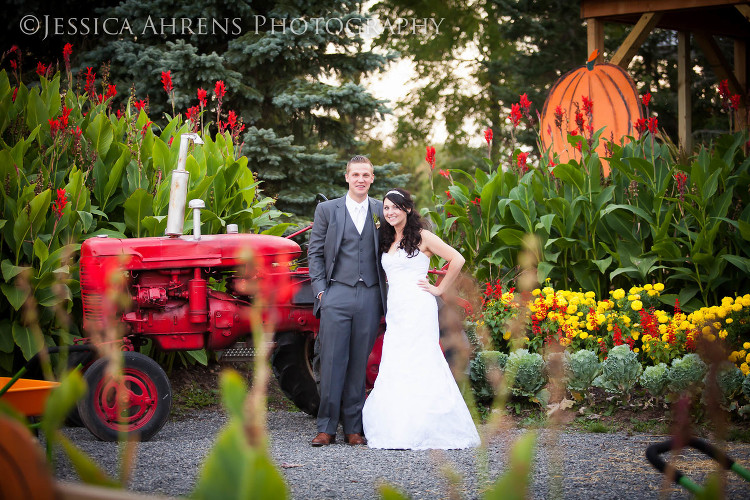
left=345, top=194, right=368, bottom=234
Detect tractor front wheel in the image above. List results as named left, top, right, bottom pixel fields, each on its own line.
left=271, top=331, right=319, bottom=416
left=77, top=351, right=172, bottom=442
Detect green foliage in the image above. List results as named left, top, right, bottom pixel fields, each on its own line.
left=504, top=349, right=546, bottom=399
left=593, top=345, right=642, bottom=398
left=565, top=350, right=600, bottom=393
left=469, top=350, right=508, bottom=405
left=192, top=370, right=288, bottom=499
left=640, top=363, right=669, bottom=398
left=667, top=353, right=707, bottom=394
left=428, top=128, right=750, bottom=307
left=0, top=69, right=285, bottom=373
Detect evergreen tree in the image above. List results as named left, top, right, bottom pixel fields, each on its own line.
left=55, top=0, right=406, bottom=218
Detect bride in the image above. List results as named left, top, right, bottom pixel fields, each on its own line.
left=362, top=188, right=480, bottom=450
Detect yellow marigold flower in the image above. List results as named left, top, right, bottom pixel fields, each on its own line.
left=622, top=316, right=631, bottom=325
left=679, top=321, right=691, bottom=330
left=741, top=350, right=748, bottom=358
left=642, top=334, right=652, bottom=342
left=577, top=311, right=584, bottom=317
left=690, top=312, right=703, bottom=323
left=742, top=363, right=750, bottom=376
left=634, top=348, right=640, bottom=353
left=719, top=329, right=728, bottom=339
left=542, top=286, right=554, bottom=296
left=702, top=326, right=712, bottom=335
left=585, top=291, right=595, bottom=299
left=746, top=353, right=750, bottom=364
left=612, top=289, right=625, bottom=300
left=657, top=315, right=669, bottom=324
left=597, top=313, right=606, bottom=324
left=733, top=303, right=742, bottom=312
left=647, top=290, right=658, bottom=296
left=722, top=296, right=734, bottom=306
left=632, top=332, right=640, bottom=340
left=631, top=300, right=643, bottom=311
left=629, top=286, right=641, bottom=294
left=607, top=324, right=613, bottom=332
left=654, top=283, right=664, bottom=291
left=744, top=342, right=750, bottom=350
left=729, top=351, right=739, bottom=362
left=566, top=305, right=577, bottom=315
left=643, top=284, right=653, bottom=291
left=706, top=333, right=716, bottom=342
left=532, top=288, right=541, bottom=296
left=662, top=333, right=669, bottom=342
left=503, top=331, right=512, bottom=340
left=659, top=324, right=667, bottom=334
left=580, top=332, right=589, bottom=340
left=716, top=308, right=727, bottom=319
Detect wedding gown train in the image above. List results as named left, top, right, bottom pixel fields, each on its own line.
left=362, top=248, right=480, bottom=450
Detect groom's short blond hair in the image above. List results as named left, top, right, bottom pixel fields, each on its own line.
left=346, top=155, right=373, bottom=172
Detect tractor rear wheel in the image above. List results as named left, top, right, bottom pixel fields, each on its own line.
left=64, top=350, right=96, bottom=427
left=271, top=331, right=319, bottom=416
left=77, top=351, right=171, bottom=441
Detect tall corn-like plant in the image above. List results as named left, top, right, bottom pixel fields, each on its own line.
left=0, top=69, right=285, bottom=374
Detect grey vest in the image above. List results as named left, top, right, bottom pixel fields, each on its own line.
left=331, top=207, right=379, bottom=287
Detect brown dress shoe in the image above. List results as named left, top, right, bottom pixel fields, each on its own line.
left=311, top=432, right=336, bottom=447
left=344, top=433, right=367, bottom=446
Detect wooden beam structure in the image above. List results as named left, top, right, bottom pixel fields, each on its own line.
left=678, top=32, right=692, bottom=153
left=609, top=12, right=663, bottom=68
left=581, top=0, right=750, bottom=149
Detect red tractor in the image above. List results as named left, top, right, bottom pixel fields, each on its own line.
left=74, top=134, right=463, bottom=441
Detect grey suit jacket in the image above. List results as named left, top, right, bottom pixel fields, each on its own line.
left=308, top=196, right=387, bottom=318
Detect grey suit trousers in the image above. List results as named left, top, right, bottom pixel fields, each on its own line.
left=317, top=281, right=382, bottom=434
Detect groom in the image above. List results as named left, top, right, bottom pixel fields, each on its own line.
left=308, top=155, right=387, bottom=447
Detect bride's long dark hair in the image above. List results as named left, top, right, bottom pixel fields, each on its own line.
left=379, top=188, right=426, bottom=257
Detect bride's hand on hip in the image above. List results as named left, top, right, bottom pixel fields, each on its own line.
left=417, top=279, right=441, bottom=296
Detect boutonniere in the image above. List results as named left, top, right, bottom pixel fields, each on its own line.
left=372, top=214, right=380, bottom=229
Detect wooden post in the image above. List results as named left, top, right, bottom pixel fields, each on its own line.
left=610, top=12, right=663, bottom=69
left=678, top=32, right=692, bottom=153
left=735, top=38, right=747, bottom=130
left=587, top=18, right=604, bottom=63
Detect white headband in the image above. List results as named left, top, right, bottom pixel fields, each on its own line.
left=386, top=190, right=403, bottom=198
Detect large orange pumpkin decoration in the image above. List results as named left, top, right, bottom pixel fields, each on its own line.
left=540, top=52, right=644, bottom=176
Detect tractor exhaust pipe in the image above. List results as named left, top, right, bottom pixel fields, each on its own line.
left=166, top=133, right=204, bottom=237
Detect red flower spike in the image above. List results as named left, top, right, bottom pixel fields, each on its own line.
left=63, top=43, right=72, bottom=66
left=197, top=88, right=207, bottom=107
left=509, top=103, right=522, bottom=127
left=133, top=99, right=146, bottom=111
left=36, top=61, right=47, bottom=77
left=425, top=146, right=436, bottom=170
left=186, top=105, right=200, bottom=121
left=730, top=94, right=741, bottom=111
left=439, top=169, right=450, bottom=179
left=718, top=80, right=730, bottom=100
left=635, top=118, right=647, bottom=136
left=647, top=117, right=658, bottom=134
left=84, top=67, right=96, bottom=96
left=52, top=188, right=68, bottom=219
left=227, top=110, right=237, bottom=129
left=12, top=87, right=17, bottom=102
left=554, top=106, right=564, bottom=130
left=519, top=93, right=532, bottom=113
left=484, top=127, right=493, bottom=144
left=214, top=80, right=226, bottom=100
left=641, top=92, right=651, bottom=107
left=10, top=60, right=17, bottom=71
left=161, top=70, right=173, bottom=94
left=575, top=110, right=585, bottom=132
left=581, top=95, right=593, bottom=115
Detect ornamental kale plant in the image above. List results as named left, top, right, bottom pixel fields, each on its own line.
left=640, top=363, right=669, bottom=398
left=469, top=350, right=509, bottom=405
left=706, top=362, right=745, bottom=407
left=667, top=353, right=708, bottom=394
left=505, top=349, right=546, bottom=400
left=593, top=344, right=642, bottom=400
left=565, top=349, right=600, bottom=393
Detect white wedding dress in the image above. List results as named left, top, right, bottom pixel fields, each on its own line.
left=362, top=248, right=480, bottom=450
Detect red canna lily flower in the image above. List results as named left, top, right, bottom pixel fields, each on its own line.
left=647, top=117, right=658, bottom=133
left=11, top=87, right=17, bottom=102
left=84, top=67, right=96, bottom=96
left=227, top=110, right=237, bottom=129
left=581, top=95, right=593, bottom=115
left=438, top=169, right=450, bottom=179
left=425, top=146, right=436, bottom=170
left=470, top=196, right=481, bottom=206
left=554, top=105, right=564, bottom=130
left=197, top=88, right=207, bottom=107
left=519, top=94, right=532, bottom=114
left=105, top=84, right=116, bottom=100
left=635, top=118, right=647, bottom=136
left=161, top=70, right=173, bottom=94
left=186, top=105, right=200, bottom=121
left=10, top=59, right=17, bottom=71
left=730, top=94, right=741, bottom=111
left=641, top=92, right=651, bottom=107
left=484, top=127, right=492, bottom=144
left=509, top=103, right=522, bottom=127
left=52, top=188, right=68, bottom=219
left=214, top=80, right=226, bottom=100
left=718, top=80, right=730, bottom=101
left=575, top=110, right=585, bottom=132
left=63, top=43, right=72, bottom=68
left=36, top=61, right=47, bottom=76
left=133, top=99, right=146, bottom=111
left=517, top=152, right=529, bottom=172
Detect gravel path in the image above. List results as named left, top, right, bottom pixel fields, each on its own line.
left=54, top=410, right=750, bottom=499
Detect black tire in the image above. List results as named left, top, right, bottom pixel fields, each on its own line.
left=77, top=351, right=172, bottom=442
left=271, top=331, right=319, bottom=416
left=64, top=350, right=96, bottom=427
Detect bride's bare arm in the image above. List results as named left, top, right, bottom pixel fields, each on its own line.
left=417, top=230, right=465, bottom=297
